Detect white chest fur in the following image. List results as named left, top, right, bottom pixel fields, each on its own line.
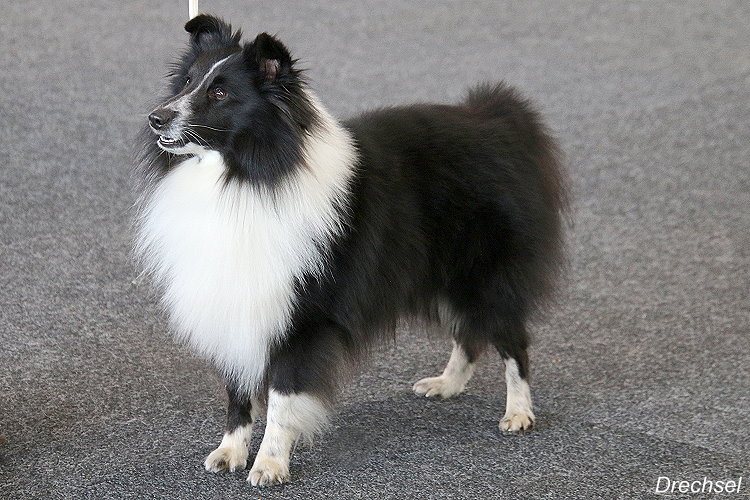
left=136, top=121, right=356, bottom=394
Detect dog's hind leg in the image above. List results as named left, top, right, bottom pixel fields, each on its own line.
left=493, top=328, right=535, bottom=434
left=499, top=351, right=535, bottom=433
left=412, top=340, right=479, bottom=398
left=413, top=299, right=485, bottom=398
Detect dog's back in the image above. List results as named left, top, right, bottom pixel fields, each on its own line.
left=325, top=82, right=568, bottom=343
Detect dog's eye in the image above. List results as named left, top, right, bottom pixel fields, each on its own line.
left=184, top=77, right=191, bottom=87
left=208, top=87, right=228, bottom=100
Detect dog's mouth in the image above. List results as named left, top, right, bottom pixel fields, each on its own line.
left=157, top=135, right=184, bottom=150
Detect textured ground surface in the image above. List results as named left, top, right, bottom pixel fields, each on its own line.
left=1, top=1, right=748, bottom=499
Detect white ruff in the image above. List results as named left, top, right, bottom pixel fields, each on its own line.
left=136, top=106, right=356, bottom=395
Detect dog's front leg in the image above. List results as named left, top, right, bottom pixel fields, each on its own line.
left=247, top=328, right=341, bottom=486
left=205, top=381, right=260, bottom=473
left=247, top=388, right=328, bottom=486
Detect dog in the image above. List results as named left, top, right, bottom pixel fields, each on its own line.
left=134, top=14, right=568, bottom=486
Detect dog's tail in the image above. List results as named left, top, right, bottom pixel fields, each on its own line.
left=463, top=81, right=570, bottom=217
left=463, top=82, right=532, bottom=120
left=463, top=82, right=556, bottom=140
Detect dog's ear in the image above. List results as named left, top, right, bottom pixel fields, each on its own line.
left=185, top=15, right=240, bottom=49
left=243, top=33, right=293, bottom=83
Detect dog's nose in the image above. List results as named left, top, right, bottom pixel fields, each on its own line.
left=149, top=109, right=176, bottom=130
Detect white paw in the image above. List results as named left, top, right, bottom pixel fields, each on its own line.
left=499, top=409, right=535, bottom=434
left=204, top=445, right=249, bottom=473
left=412, top=375, right=464, bottom=398
left=248, top=458, right=290, bottom=486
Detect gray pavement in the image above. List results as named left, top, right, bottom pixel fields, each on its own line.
left=1, top=1, right=748, bottom=498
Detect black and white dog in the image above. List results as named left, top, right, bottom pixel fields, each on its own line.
left=135, top=14, right=567, bottom=486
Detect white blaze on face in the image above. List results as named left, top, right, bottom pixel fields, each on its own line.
left=165, top=55, right=234, bottom=116
left=154, top=54, right=235, bottom=153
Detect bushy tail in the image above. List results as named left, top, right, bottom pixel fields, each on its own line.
left=464, top=82, right=531, bottom=119
left=463, top=82, right=570, bottom=216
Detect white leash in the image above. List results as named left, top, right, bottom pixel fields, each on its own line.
left=189, top=0, right=199, bottom=19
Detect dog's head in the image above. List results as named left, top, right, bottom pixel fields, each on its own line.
left=147, top=15, right=314, bottom=182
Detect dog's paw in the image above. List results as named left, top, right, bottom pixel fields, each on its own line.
left=204, top=445, right=249, bottom=473
left=248, top=458, right=290, bottom=486
left=412, top=375, right=464, bottom=398
left=499, top=409, right=535, bottom=434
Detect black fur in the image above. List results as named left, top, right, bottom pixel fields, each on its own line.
left=136, top=14, right=568, bottom=469
left=225, top=380, right=254, bottom=433
left=272, top=85, right=567, bottom=402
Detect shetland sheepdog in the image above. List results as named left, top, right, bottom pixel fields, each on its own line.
left=135, top=14, right=567, bottom=486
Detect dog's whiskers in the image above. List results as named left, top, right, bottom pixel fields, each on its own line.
left=184, top=129, right=209, bottom=147
left=187, top=123, right=230, bottom=132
